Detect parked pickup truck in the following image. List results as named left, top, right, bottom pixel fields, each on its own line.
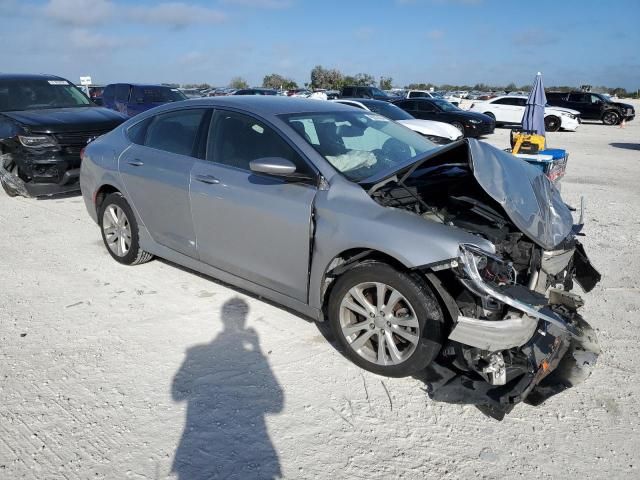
left=546, top=91, right=635, bottom=125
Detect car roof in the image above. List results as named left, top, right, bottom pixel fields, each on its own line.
left=338, top=98, right=388, bottom=107
left=492, top=95, right=526, bottom=100
left=106, top=83, right=176, bottom=88
left=0, top=73, right=70, bottom=81
left=165, top=96, right=357, bottom=116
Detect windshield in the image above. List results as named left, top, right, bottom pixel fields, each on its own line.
left=431, top=99, right=460, bottom=112
left=281, top=111, right=438, bottom=182
left=364, top=102, right=414, bottom=121
left=132, top=86, right=187, bottom=103
left=0, top=78, right=91, bottom=112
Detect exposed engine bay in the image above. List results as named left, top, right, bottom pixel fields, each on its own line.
left=366, top=140, right=602, bottom=419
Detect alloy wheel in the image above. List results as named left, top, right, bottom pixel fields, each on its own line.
left=339, top=282, right=420, bottom=366
left=102, top=204, right=132, bottom=257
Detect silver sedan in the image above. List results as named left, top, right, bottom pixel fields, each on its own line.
left=80, top=97, right=601, bottom=414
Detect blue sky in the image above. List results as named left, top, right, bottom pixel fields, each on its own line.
left=1, top=0, right=638, bottom=89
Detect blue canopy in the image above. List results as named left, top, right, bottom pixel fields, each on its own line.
left=522, top=72, right=547, bottom=136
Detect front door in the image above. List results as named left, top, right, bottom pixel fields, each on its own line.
left=189, top=110, right=318, bottom=302
left=119, top=108, right=209, bottom=258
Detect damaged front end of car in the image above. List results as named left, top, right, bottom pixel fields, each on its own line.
left=365, top=139, right=602, bottom=418
left=0, top=133, right=87, bottom=197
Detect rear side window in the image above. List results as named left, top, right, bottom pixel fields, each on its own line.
left=342, top=87, right=354, bottom=96
left=568, top=93, right=587, bottom=102
left=103, top=85, right=114, bottom=103
left=418, top=101, right=437, bottom=112
left=144, top=109, right=207, bottom=156
left=207, top=110, right=313, bottom=176
left=115, top=84, right=130, bottom=102
left=132, top=86, right=186, bottom=103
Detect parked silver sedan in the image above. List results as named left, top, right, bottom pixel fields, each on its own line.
left=80, top=97, right=601, bottom=415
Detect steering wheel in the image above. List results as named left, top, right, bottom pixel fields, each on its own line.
left=381, top=138, right=412, bottom=163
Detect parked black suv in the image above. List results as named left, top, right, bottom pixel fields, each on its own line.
left=340, top=86, right=401, bottom=101
left=0, top=74, right=126, bottom=197
left=546, top=91, right=635, bottom=125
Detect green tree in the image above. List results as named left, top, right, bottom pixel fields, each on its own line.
left=229, top=77, right=249, bottom=89
left=262, top=73, right=297, bottom=90
left=379, top=76, right=393, bottom=90
left=310, top=65, right=343, bottom=89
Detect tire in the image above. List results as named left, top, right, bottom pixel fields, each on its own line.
left=451, top=121, right=465, bottom=136
left=0, top=179, right=18, bottom=197
left=0, top=159, right=19, bottom=197
left=328, top=262, right=444, bottom=377
left=544, top=115, right=561, bottom=132
left=483, top=112, right=496, bottom=121
left=602, top=110, right=620, bottom=126
left=99, top=193, right=153, bottom=265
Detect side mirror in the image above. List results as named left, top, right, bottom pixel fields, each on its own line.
left=250, top=157, right=297, bottom=176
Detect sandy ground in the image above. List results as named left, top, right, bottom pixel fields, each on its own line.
left=1, top=102, right=639, bottom=479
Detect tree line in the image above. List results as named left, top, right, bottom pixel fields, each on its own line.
left=175, top=66, right=639, bottom=97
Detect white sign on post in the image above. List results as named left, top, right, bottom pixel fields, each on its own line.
left=80, top=76, right=92, bottom=86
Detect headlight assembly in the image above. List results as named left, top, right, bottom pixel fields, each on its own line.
left=18, top=134, right=58, bottom=149
left=457, top=244, right=576, bottom=334
left=468, top=119, right=482, bottom=124
left=459, top=244, right=517, bottom=287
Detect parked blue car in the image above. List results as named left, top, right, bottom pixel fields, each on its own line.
left=102, top=83, right=187, bottom=118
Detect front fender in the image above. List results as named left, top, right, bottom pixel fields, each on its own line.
left=308, top=181, right=494, bottom=310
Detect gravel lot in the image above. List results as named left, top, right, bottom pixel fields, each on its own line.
left=1, top=102, right=639, bottom=479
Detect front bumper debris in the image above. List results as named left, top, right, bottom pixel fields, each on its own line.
left=421, top=313, right=599, bottom=420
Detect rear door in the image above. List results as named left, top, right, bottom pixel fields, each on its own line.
left=189, top=110, right=318, bottom=302
left=490, top=98, right=521, bottom=123
left=567, top=93, right=593, bottom=118
left=119, top=107, right=209, bottom=258
left=415, top=100, right=439, bottom=121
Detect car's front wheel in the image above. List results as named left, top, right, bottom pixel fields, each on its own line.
left=451, top=121, right=465, bottom=135
left=544, top=115, right=561, bottom=132
left=602, top=110, right=620, bottom=125
left=328, top=262, right=443, bottom=377
left=99, top=193, right=153, bottom=265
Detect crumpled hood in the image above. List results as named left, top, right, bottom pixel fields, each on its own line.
left=397, top=119, right=462, bottom=140
left=1, top=107, right=126, bottom=133
left=467, top=139, right=573, bottom=250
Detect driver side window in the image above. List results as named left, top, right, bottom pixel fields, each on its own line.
left=207, top=111, right=313, bottom=177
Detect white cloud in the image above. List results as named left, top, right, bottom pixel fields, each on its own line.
left=222, top=0, right=293, bottom=8
left=42, top=0, right=114, bottom=26
left=67, top=27, right=122, bottom=49
left=129, top=2, right=226, bottom=28
left=427, top=29, right=445, bottom=40
left=41, top=0, right=226, bottom=28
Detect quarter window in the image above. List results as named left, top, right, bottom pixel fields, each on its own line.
left=144, top=109, right=207, bottom=156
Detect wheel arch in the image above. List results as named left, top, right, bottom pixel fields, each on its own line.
left=94, top=183, right=122, bottom=215
left=318, top=248, right=441, bottom=321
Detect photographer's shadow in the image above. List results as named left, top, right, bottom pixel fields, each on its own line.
left=171, top=298, right=283, bottom=479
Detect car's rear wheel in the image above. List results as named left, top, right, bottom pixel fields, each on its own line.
left=602, top=110, right=620, bottom=126
left=544, top=115, right=561, bottom=132
left=328, top=262, right=443, bottom=377
left=451, top=121, right=465, bottom=135
left=99, top=193, right=153, bottom=265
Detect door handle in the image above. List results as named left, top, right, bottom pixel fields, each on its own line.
left=194, top=174, right=220, bottom=185
left=127, top=160, right=144, bottom=167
